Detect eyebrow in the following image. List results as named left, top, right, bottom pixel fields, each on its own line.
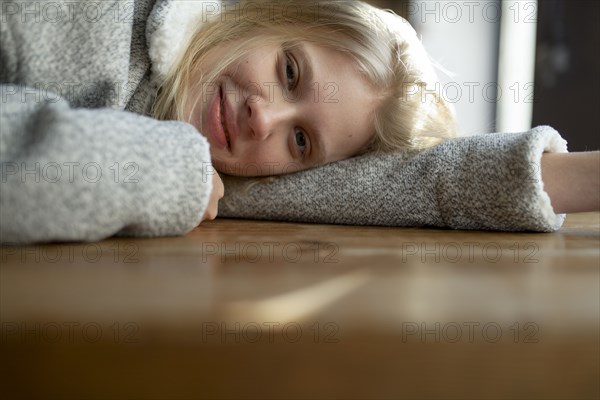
left=292, top=44, right=327, bottom=166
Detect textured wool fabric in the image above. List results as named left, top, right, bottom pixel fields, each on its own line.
left=0, top=0, right=568, bottom=244
left=0, top=0, right=213, bottom=244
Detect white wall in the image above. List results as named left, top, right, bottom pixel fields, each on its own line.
left=496, top=0, right=538, bottom=132
left=408, top=0, right=501, bottom=135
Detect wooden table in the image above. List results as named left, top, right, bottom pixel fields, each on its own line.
left=1, top=213, right=599, bottom=399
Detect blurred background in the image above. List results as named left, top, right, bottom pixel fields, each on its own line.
left=368, top=0, right=600, bottom=151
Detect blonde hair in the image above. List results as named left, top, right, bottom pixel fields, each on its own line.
left=152, top=0, right=458, bottom=156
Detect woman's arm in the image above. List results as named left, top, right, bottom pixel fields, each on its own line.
left=541, top=151, right=600, bottom=213
left=0, top=85, right=214, bottom=244
left=219, top=126, right=572, bottom=232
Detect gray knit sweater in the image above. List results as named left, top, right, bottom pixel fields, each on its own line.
left=0, top=0, right=567, bottom=244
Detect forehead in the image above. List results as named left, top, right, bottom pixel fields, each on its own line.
left=298, top=42, right=379, bottom=163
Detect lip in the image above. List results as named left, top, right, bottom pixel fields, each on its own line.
left=221, top=87, right=238, bottom=151
left=207, top=85, right=230, bottom=150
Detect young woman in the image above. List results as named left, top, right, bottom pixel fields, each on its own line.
left=0, top=0, right=597, bottom=244
left=152, top=0, right=598, bottom=229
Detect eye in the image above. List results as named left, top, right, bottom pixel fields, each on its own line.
left=293, top=128, right=307, bottom=157
left=284, top=52, right=299, bottom=90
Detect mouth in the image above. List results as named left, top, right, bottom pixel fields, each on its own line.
left=219, top=86, right=231, bottom=151
left=207, top=84, right=231, bottom=151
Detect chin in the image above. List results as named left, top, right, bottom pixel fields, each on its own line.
left=210, top=156, right=233, bottom=175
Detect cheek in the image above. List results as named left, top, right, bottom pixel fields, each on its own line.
left=238, top=147, right=295, bottom=171
left=245, top=147, right=288, bottom=166
left=230, top=49, right=278, bottom=83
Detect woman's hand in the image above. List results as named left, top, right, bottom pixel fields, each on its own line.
left=202, top=169, right=224, bottom=222
left=541, top=151, right=600, bottom=213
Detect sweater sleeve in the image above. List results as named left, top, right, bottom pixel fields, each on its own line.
left=0, top=85, right=213, bottom=244
left=219, top=126, right=568, bottom=232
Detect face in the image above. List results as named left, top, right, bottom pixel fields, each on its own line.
left=186, top=39, right=380, bottom=176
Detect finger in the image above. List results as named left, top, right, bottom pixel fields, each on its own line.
left=202, top=208, right=217, bottom=221
left=215, top=179, right=225, bottom=198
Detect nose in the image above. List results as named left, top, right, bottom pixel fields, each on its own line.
left=246, top=96, right=294, bottom=141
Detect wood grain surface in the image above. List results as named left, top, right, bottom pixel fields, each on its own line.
left=1, top=213, right=598, bottom=399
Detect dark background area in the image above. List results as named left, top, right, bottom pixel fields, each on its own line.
left=532, top=0, right=600, bottom=151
